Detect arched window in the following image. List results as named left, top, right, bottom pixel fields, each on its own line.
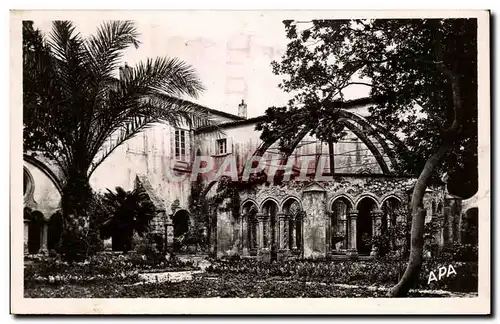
left=283, top=199, right=302, bottom=251
left=382, top=197, right=402, bottom=231
left=331, top=197, right=352, bottom=250
left=262, top=200, right=279, bottom=250
left=241, top=201, right=258, bottom=254
left=357, top=197, right=378, bottom=255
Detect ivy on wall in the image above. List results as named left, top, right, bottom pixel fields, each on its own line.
left=188, top=171, right=269, bottom=251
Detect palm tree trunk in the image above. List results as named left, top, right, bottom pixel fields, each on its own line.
left=59, top=170, right=93, bottom=261
left=388, top=144, right=449, bottom=297
left=62, top=170, right=93, bottom=217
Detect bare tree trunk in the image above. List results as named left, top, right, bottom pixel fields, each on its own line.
left=388, top=144, right=449, bottom=297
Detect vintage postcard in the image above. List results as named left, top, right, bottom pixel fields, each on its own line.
left=10, top=10, right=490, bottom=314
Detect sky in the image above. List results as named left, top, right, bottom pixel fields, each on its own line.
left=34, top=12, right=370, bottom=118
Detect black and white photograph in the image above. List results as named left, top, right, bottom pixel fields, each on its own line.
left=10, top=10, right=490, bottom=314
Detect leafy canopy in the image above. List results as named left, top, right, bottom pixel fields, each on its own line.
left=257, top=19, right=477, bottom=195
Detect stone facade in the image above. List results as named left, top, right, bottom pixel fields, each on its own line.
left=212, top=177, right=464, bottom=260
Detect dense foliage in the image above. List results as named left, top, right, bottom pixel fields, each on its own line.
left=257, top=18, right=478, bottom=296
left=258, top=19, right=477, bottom=188
left=99, top=186, right=156, bottom=253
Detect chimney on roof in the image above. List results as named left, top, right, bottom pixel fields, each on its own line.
left=238, top=99, right=247, bottom=119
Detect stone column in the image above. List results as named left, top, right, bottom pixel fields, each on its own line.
left=371, top=210, right=383, bottom=236
left=258, top=213, right=271, bottom=261
left=250, top=218, right=258, bottom=255
left=24, top=220, right=29, bottom=254
left=38, top=223, right=49, bottom=255
left=341, top=216, right=348, bottom=250
left=290, top=215, right=297, bottom=250
left=370, top=210, right=384, bottom=257
left=325, top=212, right=332, bottom=253
left=266, top=215, right=272, bottom=249
left=165, top=214, right=174, bottom=252
left=277, top=212, right=289, bottom=260
left=257, top=213, right=266, bottom=250
left=346, top=211, right=358, bottom=258
left=241, top=213, right=250, bottom=255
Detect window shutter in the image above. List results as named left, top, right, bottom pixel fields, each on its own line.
left=170, top=127, right=175, bottom=159
left=212, top=136, right=217, bottom=156
left=185, top=130, right=191, bottom=162
left=227, top=137, right=233, bottom=154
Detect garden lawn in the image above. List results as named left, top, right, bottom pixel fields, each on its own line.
left=24, top=273, right=452, bottom=298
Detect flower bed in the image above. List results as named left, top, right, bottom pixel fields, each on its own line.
left=24, top=253, right=200, bottom=284
left=206, top=258, right=478, bottom=293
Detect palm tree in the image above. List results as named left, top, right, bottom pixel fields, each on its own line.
left=23, top=20, right=210, bottom=220
left=100, top=186, right=155, bottom=253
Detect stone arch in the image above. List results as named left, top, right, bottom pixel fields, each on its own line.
left=240, top=198, right=259, bottom=213
left=281, top=196, right=303, bottom=256
left=355, top=194, right=380, bottom=210
left=260, top=197, right=281, bottom=213
left=26, top=210, right=45, bottom=254
left=248, top=101, right=406, bottom=176
left=356, top=196, right=378, bottom=255
left=173, top=209, right=190, bottom=250
left=329, top=194, right=356, bottom=212
left=329, top=196, right=353, bottom=251
left=380, top=194, right=403, bottom=207
left=47, top=211, right=63, bottom=251
left=336, top=109, right=402, bottom=170
left=261, top=199, right=279, bottom=258
left=240, top=200, right=259, bottom=255
left=23, top=154, right=63, bottom=193
left=23, top=167, right=35, bottom=202
left=281, top=196, right=302, bottom=212
left=381, top=196, right=403, bottom=231
left=338, top=119, right=391, bottom=174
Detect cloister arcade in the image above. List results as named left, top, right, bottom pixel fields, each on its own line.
left=233, top=191, right=405, bottom=260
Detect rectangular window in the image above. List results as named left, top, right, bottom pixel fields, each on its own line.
left=174, top=129, right=188, bottom=161
left=217, top=138, right=227, bottom=155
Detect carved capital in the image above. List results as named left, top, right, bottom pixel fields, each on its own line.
left=347, top=211, right=358, bottom=218
left=277, top=212, right=288, bottom=220
left=370, top=210, right=384, bottom=218
left=257, top=213, right=267, bottom=221
left=295, top=211, right=306, bottom=220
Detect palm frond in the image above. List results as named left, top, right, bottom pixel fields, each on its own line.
left=85, top=20, right=140, bottom=82
left=131, top=57, right=205, bottom=98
